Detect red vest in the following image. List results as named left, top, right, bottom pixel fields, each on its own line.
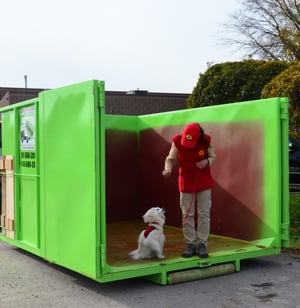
left=173, top=133, right=214, bottom=192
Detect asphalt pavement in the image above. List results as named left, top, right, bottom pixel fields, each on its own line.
left=0, top=240, right=300, bottom=308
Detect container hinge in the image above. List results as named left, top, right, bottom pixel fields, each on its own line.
left=281, top=222, right=289, bottom=240
left=280, top=103, right=288, bottom=120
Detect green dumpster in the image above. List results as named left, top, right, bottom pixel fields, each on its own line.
left=0, top=80, right=289, bottom=285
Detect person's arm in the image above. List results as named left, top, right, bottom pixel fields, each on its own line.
left=162, top=142, right=177, bottom=177
left=196, top=142, right=216, bottom=169
left=207, top=143, right=216, bottom=166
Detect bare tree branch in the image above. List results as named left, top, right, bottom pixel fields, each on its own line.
left=222, top=0, right=300, bottom=61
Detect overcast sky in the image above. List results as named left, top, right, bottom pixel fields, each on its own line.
left=1, top=0, right=243, bottom=93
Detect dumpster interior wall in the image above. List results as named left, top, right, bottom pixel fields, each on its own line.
left=104, top=101, right=283, bottom=246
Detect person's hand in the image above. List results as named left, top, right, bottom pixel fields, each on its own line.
left=196, top=159, right=209, bottom=169
left=162, top=169, right=171, bottom=178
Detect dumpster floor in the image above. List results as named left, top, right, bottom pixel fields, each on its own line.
left=106, top=221, right=260, bottom=267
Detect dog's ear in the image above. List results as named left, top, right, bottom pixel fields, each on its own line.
left=143, top=214, right=148, bottom=223
left=143, top=211, right=151, bottom=223
left=143, top=208, right=155, bottom=223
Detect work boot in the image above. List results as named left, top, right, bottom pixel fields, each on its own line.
left=182, top=243, right=196, bottom=258
left=199, top=243, right=209, bottom=258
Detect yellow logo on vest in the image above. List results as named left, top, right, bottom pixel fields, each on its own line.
left=198, top=150, right=205, bottom=156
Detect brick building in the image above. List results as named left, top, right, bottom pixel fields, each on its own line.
left=0, top=87, right=190, bottom=115
left=0, top=87, right=46, bottom=108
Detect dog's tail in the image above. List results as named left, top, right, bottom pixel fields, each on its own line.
left=129, top=249, right=142, bottom=260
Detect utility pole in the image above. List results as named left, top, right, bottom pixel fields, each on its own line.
left=24, top=75, right=28, bottom=88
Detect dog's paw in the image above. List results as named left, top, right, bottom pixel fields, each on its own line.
left=157, top=254, right=165, bottom=259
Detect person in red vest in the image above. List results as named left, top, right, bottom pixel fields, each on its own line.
left=162, top=122, right=216, bottom=258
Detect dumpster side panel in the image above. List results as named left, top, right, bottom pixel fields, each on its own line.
left=39, top=80, right=101, bottom=278
left=280, top=100, right=290, bottom=247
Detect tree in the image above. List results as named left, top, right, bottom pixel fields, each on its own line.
left=261, top=63, right=300, bottom=129
left=187, top=60, right=289, bottom=108
left=223, top=0, right=300, bottom=62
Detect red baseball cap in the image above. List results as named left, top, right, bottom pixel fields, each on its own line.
left=181, top=123, right=201, bottom=148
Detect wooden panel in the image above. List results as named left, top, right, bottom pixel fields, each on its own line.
left=106, top=221, right=262, bottom=267
left=1, top=155, right=15, bottom=239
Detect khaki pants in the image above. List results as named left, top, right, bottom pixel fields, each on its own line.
left=180, top=189, right=212, bottom=246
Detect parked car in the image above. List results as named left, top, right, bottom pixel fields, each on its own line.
left=289, top=136, right=300, bottom=185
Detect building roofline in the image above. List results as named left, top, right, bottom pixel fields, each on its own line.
left=106, top=90, right=190, bottom=97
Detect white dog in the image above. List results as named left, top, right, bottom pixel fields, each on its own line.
left=129, top=207, right=166, bottom=260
